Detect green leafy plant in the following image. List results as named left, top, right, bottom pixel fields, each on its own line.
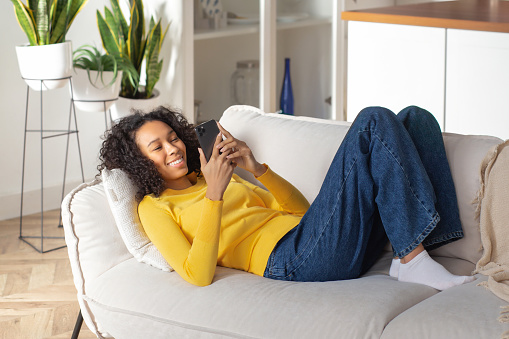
left=73, top=44, right=139, bottom=89
left=10, top=0, right=88, bottom=46
left=97, top=0, right=169, bottom=99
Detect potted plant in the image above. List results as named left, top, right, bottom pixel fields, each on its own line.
left=97, top=0, right=169, bottom=120
left=11, top=0, right=89, bottom=91
left=72, top=45, right=122, bottom=113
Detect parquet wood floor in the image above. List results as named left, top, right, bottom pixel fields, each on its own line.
left=0, top=210, right=97, bottom=338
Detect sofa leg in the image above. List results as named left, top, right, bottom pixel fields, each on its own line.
left=71, top=310, right=83, bottom=339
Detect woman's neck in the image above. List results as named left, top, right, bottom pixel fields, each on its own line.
left=165, top=173, right=197, bottom=190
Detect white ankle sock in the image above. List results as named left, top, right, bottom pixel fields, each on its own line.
left=389, top=258, right=400, bottom=278
left=398, top=250, right=475, bottom=291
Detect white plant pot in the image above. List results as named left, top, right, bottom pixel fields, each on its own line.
left=71, top=69, right=122, bottom=113
left=15, top=41, right=73, bottom=91
left=110, top=89, right=161, bottom=122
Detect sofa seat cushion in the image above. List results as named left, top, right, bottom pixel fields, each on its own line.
left=85, top=257, right=438, bottom=339
left=381, top=275, right=509, bottom=339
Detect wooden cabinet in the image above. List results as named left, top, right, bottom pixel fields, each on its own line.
left=343, top=0, right=509, bottom=140
left=346, top=21, right=509, bottom=140
left=346, top=21, right=446, bottom=129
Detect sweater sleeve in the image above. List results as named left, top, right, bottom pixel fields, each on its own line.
left=138, top=197, right=223, bottom=287
left=234, top=165, right=310, bottom=216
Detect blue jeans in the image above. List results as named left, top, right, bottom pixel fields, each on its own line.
left=264, top=106, right=463, bottom=282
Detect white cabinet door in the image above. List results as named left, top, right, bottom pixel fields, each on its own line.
left=446, top=29, right=509, bottom=140
left=347, top=21, right=446, bottom=128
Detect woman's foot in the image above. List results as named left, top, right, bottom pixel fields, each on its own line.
left=398, top=250, right=475, bottom=290
left=389, top=258, right=400, bottom=278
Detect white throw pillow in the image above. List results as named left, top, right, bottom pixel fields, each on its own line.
left=102, top=168, right=173, bottom=272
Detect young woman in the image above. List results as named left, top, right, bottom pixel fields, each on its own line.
left=99, top=105, right=475, bottom=288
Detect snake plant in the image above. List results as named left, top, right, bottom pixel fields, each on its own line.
left=97, top=0, right=169, bottom=99
left=11, top=0, right=88, bottom=46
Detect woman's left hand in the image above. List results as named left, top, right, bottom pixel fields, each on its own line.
left=216, top=122, right=267, bottom=177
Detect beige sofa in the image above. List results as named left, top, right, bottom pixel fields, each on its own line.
left=62, top=105, right=509, bottom=338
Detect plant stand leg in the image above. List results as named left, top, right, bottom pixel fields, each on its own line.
left=71, top=310, right=83, bottom=339
left=104, top=101, right=109, bottom=130
left=59, top=82, right=85, bottom=227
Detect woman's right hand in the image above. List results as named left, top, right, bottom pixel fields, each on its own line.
left=199, top=132, right=236, bottom=201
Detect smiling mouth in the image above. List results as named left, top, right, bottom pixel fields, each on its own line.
left=168, top=157, right=184, bottom=167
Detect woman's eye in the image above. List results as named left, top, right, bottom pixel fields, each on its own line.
left=171, top=137, right=179, bottom=142
left=154, top=146, right=162, bottom=151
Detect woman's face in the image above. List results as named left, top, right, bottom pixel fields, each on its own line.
left=136, top=120, right=190, bottom=189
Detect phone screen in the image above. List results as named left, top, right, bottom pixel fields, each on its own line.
left=194, top=120, right=220, bottom=161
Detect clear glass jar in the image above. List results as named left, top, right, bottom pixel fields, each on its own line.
left=230, top=60, right=259, bottom=107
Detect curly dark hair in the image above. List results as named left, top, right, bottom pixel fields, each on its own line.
left=98, top=106, right=201, bottom=201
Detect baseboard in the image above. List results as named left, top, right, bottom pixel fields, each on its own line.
left=0, top=180, right=86, bottom=221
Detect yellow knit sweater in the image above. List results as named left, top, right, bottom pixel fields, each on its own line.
left=138, top=166, right=309, bottom=286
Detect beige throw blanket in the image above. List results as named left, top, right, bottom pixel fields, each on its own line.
left=473, top=139, right=509, bottom=337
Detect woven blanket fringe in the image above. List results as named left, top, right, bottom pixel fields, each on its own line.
left=472, top=143, right=499, bottom=223
left=475, top=262, right=507, bottom=276
left=500, top=305, right=509, bottom=322
left=502, top=306, right=509, bottom=339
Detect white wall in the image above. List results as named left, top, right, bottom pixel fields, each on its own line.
left=0, top=0, right=185, bottom=220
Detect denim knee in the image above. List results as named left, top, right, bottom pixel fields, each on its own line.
left=354, top=106, right=399, bottom=131
left=397, top=106, right=441, bottom=131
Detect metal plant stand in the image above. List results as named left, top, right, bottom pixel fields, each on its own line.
left=19, top=76, right=85, bottom=253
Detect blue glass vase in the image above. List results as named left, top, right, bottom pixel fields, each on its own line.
left=280, top=58, right=294, bottom=115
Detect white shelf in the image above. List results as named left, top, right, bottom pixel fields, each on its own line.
left=194, top=24, right=258, bottom=41
left=277, top=16, right=331, bottom=31
left=194, top=16, right=331, bottom=41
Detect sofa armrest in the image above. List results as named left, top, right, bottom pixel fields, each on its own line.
left=62, top=179, right=132, bottom=337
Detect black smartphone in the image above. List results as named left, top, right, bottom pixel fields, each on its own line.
left=194, top=120, right=221, bottom=162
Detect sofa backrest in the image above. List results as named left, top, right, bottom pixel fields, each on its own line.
left=220, top=105, right=503, bottom=264
left=432, top=133, right=503, bottom=263
left=220, top=105, right=352, bottom=203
